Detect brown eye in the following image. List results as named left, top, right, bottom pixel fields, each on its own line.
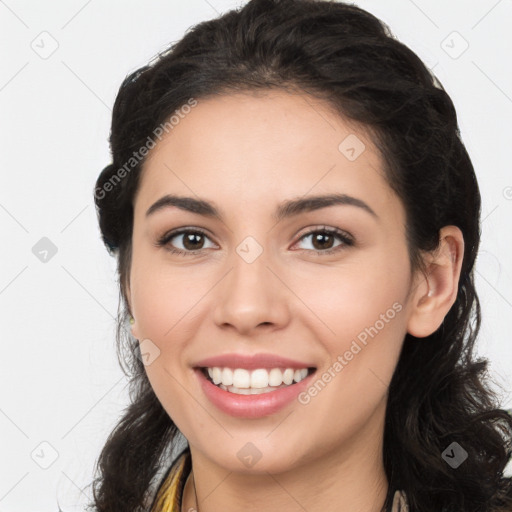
left=295, top=227, right=354, bottom=255
left=181, top=232, right=206, bottom=250
left=311, top=232, right=335, bottom=250
left=156, top=228, right=216, bottom=256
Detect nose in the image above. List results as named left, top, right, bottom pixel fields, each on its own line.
left=212, top=247, right=291, bottom=335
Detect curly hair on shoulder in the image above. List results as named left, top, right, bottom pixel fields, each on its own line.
left=90, top=1, right=512, bottom=510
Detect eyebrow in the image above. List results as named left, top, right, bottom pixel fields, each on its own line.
left=145, top=193, right=378, bottom=222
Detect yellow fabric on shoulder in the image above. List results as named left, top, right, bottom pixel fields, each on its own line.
left=150, top=449, right=191, bottom=512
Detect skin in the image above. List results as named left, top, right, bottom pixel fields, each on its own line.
left=127, top=89, right=464, bottom=512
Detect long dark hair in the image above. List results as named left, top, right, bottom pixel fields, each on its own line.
left=90, top=0, right=512, bottom=510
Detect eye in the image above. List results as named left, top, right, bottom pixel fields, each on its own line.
left=156, top=228, right=216, bottom=256
left=155, top=226, right=354, bottom=257
left=293, top=226, right=354, bottom=255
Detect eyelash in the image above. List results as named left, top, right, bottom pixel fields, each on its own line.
left=155, top=226, right=354, bottom=257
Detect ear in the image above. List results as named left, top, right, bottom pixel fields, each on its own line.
left=124, top=279, right=140, bottom=339
left=406, top=225, right=465, bottom=338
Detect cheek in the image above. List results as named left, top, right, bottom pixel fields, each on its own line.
left=142, top=356, right=197, bottom=440
left=130, top=248, right=183, bottom=335
left=132, top=282, right=187, bottom=371
left=294, top=251, right=408, bottom=335
left=129, top=253, right=212, bottom=379
left=299, top=296, right=405, bottom=453
left=131, top=266, right=196, bottom=423
left=291, top=249, right=409, bottom=385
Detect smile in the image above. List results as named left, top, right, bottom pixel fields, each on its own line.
left=202, top=367, right=313, bottom=394
left=195, top=366, right=317, bottom=418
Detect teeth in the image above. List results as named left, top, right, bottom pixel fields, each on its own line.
left=219, top=383, right=289, bottom=395
left=283, top=368, right=294, bottom=385
left=233, top=368, right=251, bottom=388
left=221, top=367, right=233, bottom=386
left=205, top=366, right=311, bottom=389
left=212, top=367, right=222, bottom=385
left=268, top=368, right=283, bottom=387
left=250, top=369, right=268, bottom=388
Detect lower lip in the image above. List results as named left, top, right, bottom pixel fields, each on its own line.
left=194, top=368, right=316, bottom=418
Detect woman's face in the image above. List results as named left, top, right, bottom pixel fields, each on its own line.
left=128, top=89, right=418, bottom=475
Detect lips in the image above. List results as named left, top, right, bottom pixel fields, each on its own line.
left=193, top=353, right=316, bottom=370
left=192, top=353, right=317, bottom=418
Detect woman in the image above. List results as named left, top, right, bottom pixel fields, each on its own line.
left=91, top=0, right=512, bottom=510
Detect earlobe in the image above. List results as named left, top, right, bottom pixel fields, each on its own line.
left=129, top=311, right=140, bottom=339
left=130, top=315, right=139, bottom=339
left=124, top=281, right=139, bottom=339
left=406, top=226, right=465, bottom=338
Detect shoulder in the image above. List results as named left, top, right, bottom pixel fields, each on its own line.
left=149, top=447, right=192, bottom=512
left=392, top=490, right=409, bottom=512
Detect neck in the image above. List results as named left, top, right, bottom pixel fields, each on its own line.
left=182, top=404, right=389, bottom=512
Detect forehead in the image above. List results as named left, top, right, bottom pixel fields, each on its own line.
left=135, top=89, right=402, bottom=223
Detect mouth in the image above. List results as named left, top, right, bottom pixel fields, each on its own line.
left=192, top=354, right=319, bottom=418
left=197, top=366, right=317, bottom=395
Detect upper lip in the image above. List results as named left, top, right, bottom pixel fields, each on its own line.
left=193, top=353, right=316, bottom=370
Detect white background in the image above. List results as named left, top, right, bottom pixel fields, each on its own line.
left=1, top=1, right=511, bottom=510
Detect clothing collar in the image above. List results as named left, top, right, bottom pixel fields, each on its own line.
left=150, top=449, right=409, bottom=512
